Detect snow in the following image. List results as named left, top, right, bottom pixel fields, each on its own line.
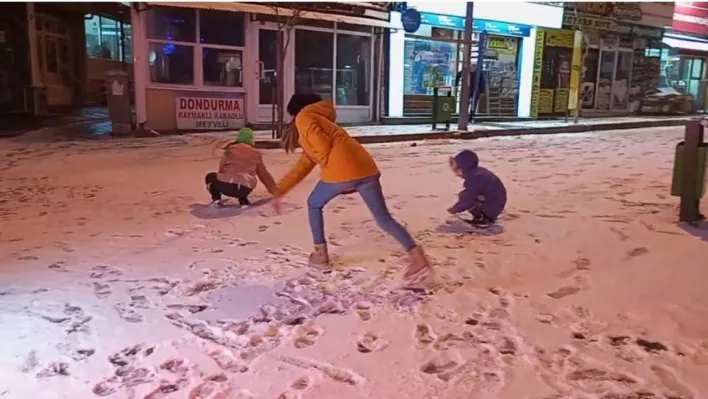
left=0, top=127, right=707, bottom=399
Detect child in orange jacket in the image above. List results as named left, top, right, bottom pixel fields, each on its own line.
left=272, top=93, right=431, bottom=288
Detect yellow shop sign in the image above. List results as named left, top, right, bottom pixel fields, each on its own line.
left=487, top=37, right=517, bottom=52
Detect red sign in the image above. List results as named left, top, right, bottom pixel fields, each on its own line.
left=673, top=2, right=708, bottom=35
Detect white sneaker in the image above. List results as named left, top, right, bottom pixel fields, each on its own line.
left=210, top=199, right=224, bottom=208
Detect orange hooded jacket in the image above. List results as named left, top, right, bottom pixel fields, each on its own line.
left=276, top=101, right=379, bottom=196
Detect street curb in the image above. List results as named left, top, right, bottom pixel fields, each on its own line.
left=254, top=118, right=692, bottom=149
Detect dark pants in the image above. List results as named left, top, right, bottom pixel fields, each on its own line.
left=468, top=199, right=495, bottom=224
left=468, top=94, right=479, bottom=122
left=205, top=172, right=253, bottom=205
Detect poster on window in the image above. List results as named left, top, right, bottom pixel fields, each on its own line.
left=531, top=28, right=578, bottom=117
left=486, top=35, right=520, bottom=114
left=175, top=95, right=245, bottom=130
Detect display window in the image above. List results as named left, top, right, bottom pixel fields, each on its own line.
left=402, top=28, right=521, bottom=116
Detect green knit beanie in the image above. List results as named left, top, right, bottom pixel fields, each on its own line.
left=235, top=127, right=254, bottom=145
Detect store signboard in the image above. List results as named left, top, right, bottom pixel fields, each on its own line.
left=562, top=14, right=664, bottom=40
left=673, top=2, right=708, bottom=36
left=563, top=2, right=673, bottom=28
left=401, top=8, right=422, bottom=33
left=419, top=12, right=531, bottom=37
left=175, top=95, right=245, bottom=130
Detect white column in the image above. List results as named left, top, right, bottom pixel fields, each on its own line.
left=387, top=11, right=405, bottom=118
left=243, top=17, right=258, bottom=124
left=131, top=4, right=148, bottom=126
left=517, top=30, right=537, bottom=118
left=27, top=3, right=41, bottom=87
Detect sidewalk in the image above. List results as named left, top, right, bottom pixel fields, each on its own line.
left=0, top=107, right=110, bottom=138
left=252, top=115, right=694, bottom=148
left=2, top=113, right=694, bottom=145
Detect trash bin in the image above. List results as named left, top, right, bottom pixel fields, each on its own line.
left=670, top=141, right=708, bottom=199
left=432, top=87, right=455, bottom=131
left=105, top=70, right=132, bottom=136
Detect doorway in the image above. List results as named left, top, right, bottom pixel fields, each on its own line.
left=253, top=22, right=294, bottom=124
left=36, top=13, right=75, bottom=106
left=679, top=57, right=706, bottom=110
left=585, top=49, right=633, bottom=112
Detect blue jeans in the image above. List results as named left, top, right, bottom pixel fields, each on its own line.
left=307, top=174, right=416, bottom=251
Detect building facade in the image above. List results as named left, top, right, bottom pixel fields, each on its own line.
left=130, top=2, right=391, bottom=132
left=386, top=1, right=565, bottom=119
left=561, top=2, right=674, bottom=115
left=0, top=2, right=129, bottom=115
left=659, top=2, right=708, bottom=112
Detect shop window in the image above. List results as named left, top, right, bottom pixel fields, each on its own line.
left=148, top=42, right=194, bottom=84
left=35, top=14, right=73, bottom=89
left=482, top=35, right=521, bottom=116
left=295, top=29, right=334, bottom=100
left=336, top=34, right=371, bottom=106
left=402, top=36, right=458, bottom=115
left=123, top=24, right=133, bottom=62
left=403, top=37, right=458, bottom=95
left=146, top=7, right=245, bottom=87
left=258, top=29, right=278, bottom=105
left=146, top=6, right=196, bottom=42
left=84, top=14, right=133, bottom=63
left=581, top=49, right=599, bottom=109
left=203, top=48, right=243, bottom=87
left=199, top=10, right=245, bottom=47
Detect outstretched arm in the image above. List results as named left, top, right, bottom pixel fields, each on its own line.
left=275, top=153, right=316, bottom=196
left=448, top=181, right=482, bottom=214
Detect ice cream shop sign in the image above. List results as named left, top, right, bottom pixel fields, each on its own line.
left=175, top=95, right=245, bottom=130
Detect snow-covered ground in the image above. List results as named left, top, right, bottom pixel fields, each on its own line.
left=1, top=127, right=707, bottom=399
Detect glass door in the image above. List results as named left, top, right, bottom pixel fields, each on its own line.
left=611, top=50, right=632, bottom=111
left=256, top=24, right=294, bottom=123
left=685, top=58, right=705, bottom=109
left=258, top=28, right=277, bottom=107
left=596, top=50, right=616, bottom=111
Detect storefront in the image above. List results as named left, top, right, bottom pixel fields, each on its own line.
left=656, top=3, right=708, bottom=111
left=387, top=1, right=565, bottom=119
left=130, top=2, right=391, bottom=132
left=530, top=28, right=583, bottom=118
left=561, top=2, right=673, bottom=115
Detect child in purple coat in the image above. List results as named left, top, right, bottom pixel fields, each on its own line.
left=447, top=149, right=507, bottom=225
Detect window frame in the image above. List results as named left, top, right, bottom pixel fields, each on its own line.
left=294, top=24, right=375, bottom=108
left=146, top=7, right=246, bottom=92
left=85, top=14, right=132, bottom=63
left=36, top=13, right=73, bottom=88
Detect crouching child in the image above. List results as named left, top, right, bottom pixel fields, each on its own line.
left=447, top=149, right=507, bottom=225
left=205, top=128, right=278, bottom=207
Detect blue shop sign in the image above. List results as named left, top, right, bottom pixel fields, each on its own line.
left=401, top=8, right=422, bottom=33
left=418, top=12, right=531, bottom=37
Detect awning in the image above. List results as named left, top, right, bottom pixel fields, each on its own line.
left=662, top=36, right=708, bottom=53
left=149, top=2, right=393, bottom=29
